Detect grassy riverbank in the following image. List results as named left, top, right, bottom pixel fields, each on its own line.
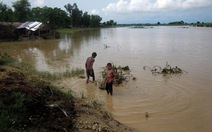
left=0, top=53, right=76, bottom=131
left=0, top=53, right=136, bottom=131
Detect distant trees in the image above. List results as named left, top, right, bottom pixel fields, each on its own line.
left=48, top=8, right=71, bottom=29
left=102, top=20, right=117, bottom=27
left=65, top=3, right=82, bottom=27
left=0, top=2, right=14, bottom=21
left=30, top=7, right=45, bottom=21
left=195, top=21, right=212, bottom=27
left=12, top=0, right=31, bottom=22
left=29, top=7, right=70, bottom=28
left=64, top=3, right=102, bottom=28
left=168, top=20, right=186, bottom=25
left=90, top=15, right=102, bottom=27
left=81, top=12, right=90, bottom=27
left=0, top=0, right=116, bottom=29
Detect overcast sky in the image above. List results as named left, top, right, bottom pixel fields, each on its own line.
left=2, top=0, right=212, bottom=24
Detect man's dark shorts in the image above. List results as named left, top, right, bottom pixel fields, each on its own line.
left=106, top=81, right=113, bottom=95
left=86, top=69, right=94, bottom=78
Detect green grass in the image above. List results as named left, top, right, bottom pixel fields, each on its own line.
left=80, top=91, right=85, bottom=99
left=37, top=68, right=84, bottom=81
left=0, top=92, right=26, bottom=131
left=66, top=90, right=74, bottom=100
left=12, top=61, right=84, bottom=81
left=0, top=53, right=14, bottom=66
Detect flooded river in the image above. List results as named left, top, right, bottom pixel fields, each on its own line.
left=1, top=26, right=212, bottom=132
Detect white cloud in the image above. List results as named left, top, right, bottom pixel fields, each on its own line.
left=102, top=0, right=129, bottom=13
left=103, top=0, right=212, bottom=13
left=90, top=9, right=100, bottom=15
left=129, top=0, right=154, bottom=11
left=182, top=0, right=212, bottom=8
left=154, top=0, right=178, bottom=10
left=32, top=0, right=45, bottom=7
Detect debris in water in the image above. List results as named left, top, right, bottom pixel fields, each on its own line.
left=143, top=62, right=187, bottom=75
left=145, top=112, right=149, bottom=118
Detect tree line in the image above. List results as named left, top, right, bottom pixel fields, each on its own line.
left=0, top=0, right=117, bottom=29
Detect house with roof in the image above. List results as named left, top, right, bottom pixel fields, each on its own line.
left=0, top=21, right=59, bottom=41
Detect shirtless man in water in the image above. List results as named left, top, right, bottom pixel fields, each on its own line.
left=105, top=63, right=115, bottom=95
left=85, top=52, right=97, bottom=83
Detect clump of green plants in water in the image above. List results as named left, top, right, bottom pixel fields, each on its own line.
left=143, top=62, right=187, bottom=75
left=99, top=63, right=136, bottom=89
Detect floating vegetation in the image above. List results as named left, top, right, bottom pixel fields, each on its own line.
left=145, top=112, right=149, bottom=118
left=143, top=62, right=187, bottom=75
left=120, top=66, right=130, bottom=71
left=98, top=63, right=136, bottom=89
left=104, top=44, right=110, bottom=49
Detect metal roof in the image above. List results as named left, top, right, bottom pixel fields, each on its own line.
left=17, top=21, right=42, bottom=31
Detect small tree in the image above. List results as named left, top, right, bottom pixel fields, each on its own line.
left=81, top=12, right=90, bottom=27
left=12, top=0, right=31, bottom=22
left=29, top=7, right=44, bottom=21
left=0, top=2, right=15, bottom=22
left=64, top=3, right=82, bottom=27
left=90, top=15, right=102, bottom=27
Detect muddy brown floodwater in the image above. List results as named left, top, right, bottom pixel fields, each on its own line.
left=1, top=26, right=212, bottom=132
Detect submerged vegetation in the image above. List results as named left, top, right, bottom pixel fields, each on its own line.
left=36, top=68, right=84, bottom=81
left=143, top=62, right=187, bottom=76
left=11, top=60, right=84, bottom=82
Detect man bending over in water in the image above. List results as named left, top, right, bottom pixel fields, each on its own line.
left=85, top=52, right=97, bottom=83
